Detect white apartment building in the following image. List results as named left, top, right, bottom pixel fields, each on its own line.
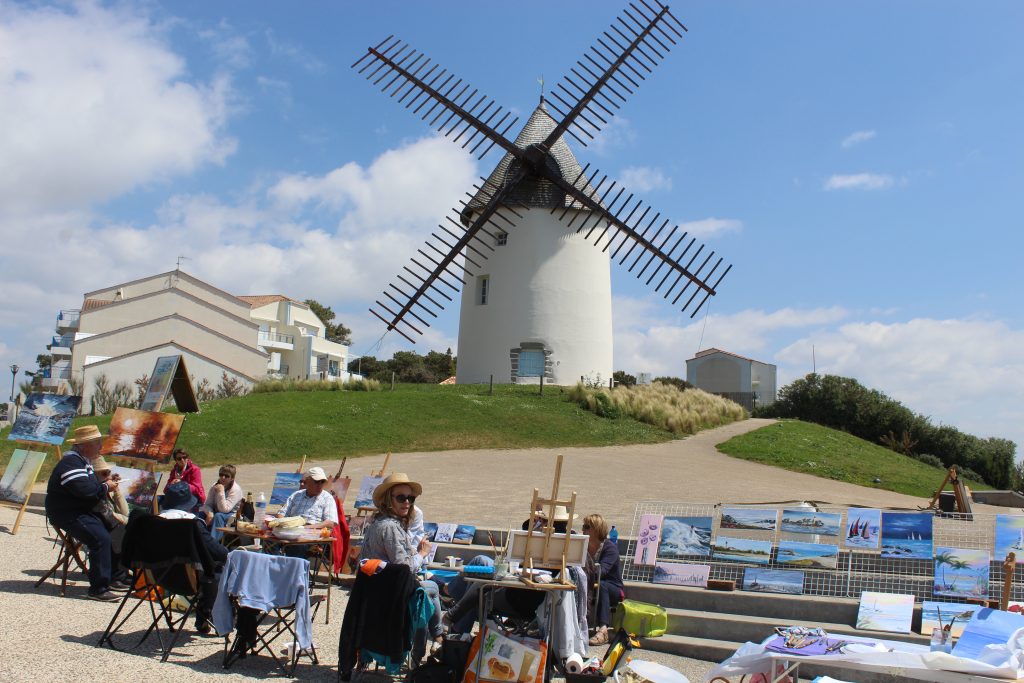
left=238, top=295, right=350, bottom=381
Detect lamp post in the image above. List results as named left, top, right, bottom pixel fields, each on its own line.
left=9, top=364, right=18, bottom=401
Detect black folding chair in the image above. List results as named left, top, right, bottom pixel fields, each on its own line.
left=35, top=523, right=88, bottom=597
left=97, top=514, right=215, bottom=662
left=219, top=551, right=318, bottom=676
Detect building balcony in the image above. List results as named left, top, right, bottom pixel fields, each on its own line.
left=258, top=330, right=295, bottom=350
left=50, top=335, right=74, bottom=356
left=56, top=309, right=81, bottom=333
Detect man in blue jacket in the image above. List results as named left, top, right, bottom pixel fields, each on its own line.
left=45, top=425, right=126, bottom=601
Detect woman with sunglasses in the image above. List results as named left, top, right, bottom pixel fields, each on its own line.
left=583, top=513, right=624, bottom=645
left=361, top=473, right=444, bottom=659
left=164, top=448, right=206, bottom=506
left=200, top=464, right=243, bottom=540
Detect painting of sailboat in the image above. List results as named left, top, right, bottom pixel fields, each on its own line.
left=880, top=512, right=933, bottom=560
left=776, top=540, right=839, bottom=569
left=780, top=508, right=841, bottom=537
left=658, top=516, right=712, bottom=558
left=844, top=508, right=881, bottom=549
left=856, top=591, right=915, bottom=633
left=920, top=601, right=978, bottom=638
left=742, top=568, right=804, bottom=595
left=994, top=515, right=1024, bottom=563
left=933, top=546, right=990, bottom=599
left=720, top=507, right=777, bottom=531
left=713, top=536, right=773, bottom=564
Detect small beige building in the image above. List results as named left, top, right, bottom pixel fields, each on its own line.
left=685, top=348, right=776, bottom=411
left=46, top=270, right=349, bottom=411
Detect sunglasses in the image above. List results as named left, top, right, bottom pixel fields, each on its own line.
left=582, top=524, right=592, bottom=530
left=392, top=494, right=417, bottom=504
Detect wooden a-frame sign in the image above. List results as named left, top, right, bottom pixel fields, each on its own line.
left=139, top=355, right=199, bottom=413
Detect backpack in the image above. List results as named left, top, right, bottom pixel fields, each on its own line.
left=611, top=599, right=668, bottom=638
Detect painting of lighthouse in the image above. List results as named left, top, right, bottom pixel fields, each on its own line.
left=994, top=515, right=1024, bottom=563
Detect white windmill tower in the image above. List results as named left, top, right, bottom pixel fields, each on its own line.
left=353, top=1, right=731, bottom=385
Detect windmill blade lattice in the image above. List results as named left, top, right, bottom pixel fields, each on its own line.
left=542, top=0, right=687, bottom=148
left=353, top=36, right=521, bottom=160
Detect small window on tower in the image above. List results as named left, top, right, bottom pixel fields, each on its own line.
left=478, top=275, right=489, bottom=305
left=495, top=231, right=508, bottom=246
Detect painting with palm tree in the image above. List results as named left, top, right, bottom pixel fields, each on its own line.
left=934, top=546, right=989, bottom=599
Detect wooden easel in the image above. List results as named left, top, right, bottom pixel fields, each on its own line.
left=1000, top=552, right=1016, bottom=611
left=1, top=441, right=59, bottom=535
left=354, top=452, right=392, bottom=519
left=520, top=454, right=577, bottom=587
left=925, top=466, right=973, bottom=515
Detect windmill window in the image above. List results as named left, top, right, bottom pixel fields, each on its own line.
left=495, top=231, right=508, bottom=246
left=478, top=275, right=489, bottom=305
left=519, top=349, right=545, bottom=377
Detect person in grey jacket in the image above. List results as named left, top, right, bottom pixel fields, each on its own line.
left=361, top=473, right=442, bottom=659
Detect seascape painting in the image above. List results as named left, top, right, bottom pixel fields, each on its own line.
left=712, top=536, right=773, bottom=564
left=856, top=592, right=915, bottom=633
left=422, top=521, right=438, bottom=541
left=652, top=562, right=710, bottom=588
left=920, top=601, right=979, bottom=639
left=353, top=475, right=383, bottom=509
left=0, top=449, right=47, bottom=505
left=8, top=393, right=81, bottom=446
left=271, top=472, right=303, bottom=506
left=776, top=540, right=839, bottom=569
left=844, top=509, right=881, bottom=549
left=658, top=516, right=712, bottom=559
left=742, top=568, right=804, bottom=595
left=109, top=465, right=162, bottom=511
left=720, top=507, right=777, bottom=532
left=952, top=608, right=1024, bottom=661
left=434, top=522, right=458, bottom=543
left=453, top=524, right=476, bottom=544
left=994, top=515, right=1024, bottom=563
left=934, top=546, right=990, bottom=599
left=633, top=514, right=663, bottom=566
left=780, top=508, right=842, bottom=537
left=99, top=407, right=184, bottom=463
left=881, top=512, right=933, bottom=560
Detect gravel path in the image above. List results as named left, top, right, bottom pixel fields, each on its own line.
left=1, top=418, right=1007, bottom=682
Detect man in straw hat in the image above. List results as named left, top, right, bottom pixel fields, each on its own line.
left=276, top=466, right=338, bottom=529
left=45, top=425, right=129, bottom=601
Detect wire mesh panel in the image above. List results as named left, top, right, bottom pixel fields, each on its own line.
left=622, top=502, right=1024, bottom=605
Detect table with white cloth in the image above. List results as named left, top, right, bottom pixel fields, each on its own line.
left=705, top=633, right=1024, bottom=683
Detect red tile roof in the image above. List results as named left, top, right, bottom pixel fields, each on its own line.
left=82, top=298, right=113, bottom=312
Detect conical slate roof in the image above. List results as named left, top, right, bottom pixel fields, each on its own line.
left=464, top=99, right=601, bottom=218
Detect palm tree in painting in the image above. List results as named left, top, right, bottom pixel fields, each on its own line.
left=935, top=550, right=955, bottom=590
left=947, top=558, right=970, bottom=591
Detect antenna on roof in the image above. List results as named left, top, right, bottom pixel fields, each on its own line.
left=176, top=255, right=190, bottom=271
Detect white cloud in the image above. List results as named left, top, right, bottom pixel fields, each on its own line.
left=0, top=2, right=236, bottom=215
left=588, top=117, right=637, bottom=155
left=841, top=130, right=876, bottom=148
left=619, top=166, right=672, bottom=193
left=679, top=217, right=743, bottom=238
left=265, top=28, right=324, bottom=72
left=823, top=173, right=895, bottom=191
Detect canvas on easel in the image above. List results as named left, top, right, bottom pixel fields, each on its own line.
left=100, top=407, right=184, bottom=463
left=353, top=452, right=392, bottom=512
left=8, top=394, right=81, bottom=446
left=108, top=465, right=163, bottom=512
left=139, top=355, right=200, bottom=413
left=0, top=449, right=47, bottom=534
left=331, top=457, right=351, bottom=504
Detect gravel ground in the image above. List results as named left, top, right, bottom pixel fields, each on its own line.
left=3, top=418, right=1008, bottom=682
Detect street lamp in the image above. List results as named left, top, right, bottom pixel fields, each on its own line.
left=9, top=364, right=18, bottom=401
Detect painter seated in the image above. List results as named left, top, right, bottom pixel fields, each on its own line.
left=583, top=514, right=624, bottom=645
left=274, top=466, right=338, bottom=528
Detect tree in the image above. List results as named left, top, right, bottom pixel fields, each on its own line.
left=35, top=354, right=51, bottom=371
left=612, top=371, right=636, bottom=387
left=654, top=376, right=692, bottom=391
left=304, top=299, right=352, bottom=345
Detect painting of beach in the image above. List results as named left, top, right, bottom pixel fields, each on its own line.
left=742, top=568, right=804, bottom=595
left=780, top=508, right=842, bottom=537
left=720, top=507, right=777, bottom=531
left=634, top=514, right=664, bottom=566
left=776, top=540, right=839, bottom=569
left=856, top=591, right=915, bottom=633
left=952, top=608, right=1024, bottom=661
left=653, top=562, right=710, bottom=588
left=881, top=512, right=933, bottom=560
left=920, top=601, right=979, bottom=638
left=844, top=509, right=881, bottom=549
left=658, top=516, right=712, bottom=558
left=713, top=536, right=773, bottom=564
left=994, top=515, right=1024, bottom=563
left=934, top=546, right=990, bottom=599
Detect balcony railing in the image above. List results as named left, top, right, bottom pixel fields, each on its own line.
left=51, top=334, right=75, bottom=349
left=259, top=331, right=294, bottom=345
left=42, top=367, right=72, bottom=380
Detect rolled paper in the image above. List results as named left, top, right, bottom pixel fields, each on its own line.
left=564, top=653, right=585, bottom=674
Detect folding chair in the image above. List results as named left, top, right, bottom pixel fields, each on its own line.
left=35, top=523, right=88, bottom=597
left=216, top=550, right=318, bottom=676
left=97, top=514, right=216, bottom=662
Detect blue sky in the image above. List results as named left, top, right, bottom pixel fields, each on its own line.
left=1, top=1, right=1021, bottom=453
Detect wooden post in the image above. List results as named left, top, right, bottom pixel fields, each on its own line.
left=539, top=373, right=544, bottom=396
left=489, top=374, right=493, bottom=396
left=391, top=371, right=395, bottom=391
left=297, top=454, right=307, bottom=474
left=609, top=377, right=613, bottom=390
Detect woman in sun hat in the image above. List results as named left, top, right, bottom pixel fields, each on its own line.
left=361, top=472, right=444, bottom=658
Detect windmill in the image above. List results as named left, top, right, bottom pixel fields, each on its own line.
left=353, top=1, right=731, bottom=385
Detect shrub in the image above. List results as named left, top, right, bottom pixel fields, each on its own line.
left=194, top=378, right=216, bottom=402
left=568, top=381, right=745, bottom=435
left=215, top=372, right=248, bottom=399
left=90, top=373, right=136, bottom=415
left=911, top=453, right=944, bottom=469
left=343, top=378, right=382, bottom=392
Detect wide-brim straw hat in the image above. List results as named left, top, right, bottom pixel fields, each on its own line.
left=67, top=425, right=104, bottom=444
left=92, top=457, right=112, bottom=474
left=551, top=505, right=578, bottom=523
left=373, top=472, right=423, bottom=509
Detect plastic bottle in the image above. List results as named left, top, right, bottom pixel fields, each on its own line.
left=254, top=491, right=268, bottom=524
left=609, top=525, right=618, bottom=545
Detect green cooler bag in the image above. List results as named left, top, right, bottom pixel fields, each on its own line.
left=611, top=599, right=668, bottom=637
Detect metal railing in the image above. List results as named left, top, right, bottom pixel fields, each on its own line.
left=56, top=310, right=81, bottom=329
left=258, top=331, right=294, bottom=344
left=51, top=334, right=75, bottom=348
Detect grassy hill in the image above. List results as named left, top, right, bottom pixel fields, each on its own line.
left=716, top=419, right=988, bottom=498
left=1, top=383, right=675, bottom=480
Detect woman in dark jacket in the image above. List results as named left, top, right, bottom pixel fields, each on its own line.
left=583, top=513, right=624, bottom=645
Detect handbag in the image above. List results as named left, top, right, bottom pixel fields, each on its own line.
left=93, top=499, right=120, bottom=531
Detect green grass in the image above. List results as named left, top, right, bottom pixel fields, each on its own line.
left=716, top=419, right=988, bottom=498
left=1, top=383, right=675, bottom=481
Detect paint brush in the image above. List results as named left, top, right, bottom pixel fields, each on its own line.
left=488, top=531, right=499, bottom=557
